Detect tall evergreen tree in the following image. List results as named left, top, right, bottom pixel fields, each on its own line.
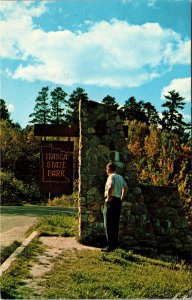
left=101, top=95, right=118, bottom=109
left=50, top=87, right=67, bottom=125
left=65, top=87, right=88, bottom=125
left=0, top=99, right=11, bottom=122
left=120, top=97, right=147, bottom=123
left=142, top=101, right=160, bottom=125
left=161, top=90, right=189, bottom=141
left=29, top=87, right=50, bottom=124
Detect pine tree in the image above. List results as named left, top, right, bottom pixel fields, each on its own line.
left=142, top=101, right=160, bottom=125
left=65, top=87, right=88, bottom=125
left=161, top=90, right=189, bottom=142
left=120, top=97, right=147, bottom=122
left=29, top=87, right=50, bottom=124
left=50, top=87, right=67, bottom=125
left=101, top=95, right=118, bottom=108
left=0, top=99, right=11, bottom=122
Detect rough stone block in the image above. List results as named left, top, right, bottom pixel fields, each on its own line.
left=88, top=214, right=96, bottom=223
left=88, top=202, right=101, bottom=211
left=87, top=187, right=98, bottom=195
left=88, top=127, right=96, bottom=134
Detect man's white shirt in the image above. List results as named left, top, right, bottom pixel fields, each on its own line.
left=105, top=173, right=127, bottom=198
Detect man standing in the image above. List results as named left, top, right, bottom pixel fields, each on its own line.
left=102, top=163, right=128, bottom=252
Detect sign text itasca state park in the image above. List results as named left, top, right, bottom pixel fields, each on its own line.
left=40, top=141, right=74, bottom=195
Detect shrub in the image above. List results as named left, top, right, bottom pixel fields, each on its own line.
left=25, top=183, right=42, bottom=204
left=0, top=171, right=28, bottom=205
left=0, top=171, right=42, bottom=205
left=47, top=192, right=78, bottom=207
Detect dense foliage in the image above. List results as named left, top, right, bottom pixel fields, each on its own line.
left=126, top=121, right=191, bottom=213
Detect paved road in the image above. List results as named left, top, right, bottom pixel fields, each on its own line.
left=0, top=206, right=77, bottom=247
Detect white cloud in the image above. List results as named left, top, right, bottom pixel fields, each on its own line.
left=165, top=40, right=190, bottom=65
left=0, top=1, right=48, bottom=19
left=0, top=1, right=48, bottom=59
left=161, top=78, right=191, bottom=102
left=0, top=2, right=190, bottom=88
left=7, top=103, right=15, bottom=113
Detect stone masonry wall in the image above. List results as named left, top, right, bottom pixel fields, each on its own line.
left=141, top=185, right=192, bottom=256
left=78, top=99, right=192, bottom=257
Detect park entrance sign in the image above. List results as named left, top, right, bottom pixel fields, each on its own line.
left=40, top=141, right=74, bottom=195
left=34, top=124, right=79, bottom=195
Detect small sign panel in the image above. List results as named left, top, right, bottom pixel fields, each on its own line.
left=34, top=124, right=79, bottom=137
left=40, top=141, right=74, bottom=195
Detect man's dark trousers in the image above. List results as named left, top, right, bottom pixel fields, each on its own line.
left=103, top=196, right=122, bottom=250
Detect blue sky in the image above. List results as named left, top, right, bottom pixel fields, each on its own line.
left=0, top=0, right=190, bottom=128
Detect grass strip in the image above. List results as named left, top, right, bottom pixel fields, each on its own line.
left=0, top=238, right=44, bottom=299
left=27, top=213, right=78, bottom=237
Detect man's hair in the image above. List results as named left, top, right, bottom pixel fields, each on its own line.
left=107, top=163, right=116, bottom=172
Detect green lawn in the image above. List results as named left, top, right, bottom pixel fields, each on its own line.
left=41, top=249, right=192, bottom=299
left=1, top=244, right=191, bottom=299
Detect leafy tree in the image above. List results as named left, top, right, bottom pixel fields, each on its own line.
left=161, top=90, right=189, bottom=142
left=12, top=122, right=22, bottom=130
left=0, top=171, right=27, bottom=204
left=0, top=99, right=12, bottom=122
left=101, top=95, right=118, bottom=108
left=14, top=125, right=41, bottom=184
left=0, top=120, right=24, bottom=171
left=144, top=125, right=161, bottom=159
left=29, top=87, right=50, bottom=124
left=127, top=121, right=191, bottom=215
left=126, top=120, right=149, bottom=170
left=50, top=87, right=67, bottom=125
left=65, top=87, right=88, bottom=125
left=126, top=120, right=149, bottom=146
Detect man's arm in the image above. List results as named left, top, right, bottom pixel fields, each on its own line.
left=106, top=186, right=113, bottom=202
left=105, top=175, right=114, bottom=202
left=121, top=185, right=128, bottom=202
